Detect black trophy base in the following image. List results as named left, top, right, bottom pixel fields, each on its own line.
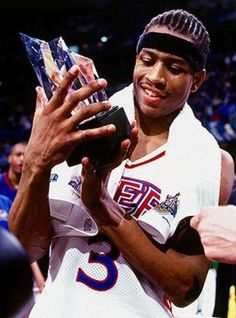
left=66, top=106, right=131, bottom=166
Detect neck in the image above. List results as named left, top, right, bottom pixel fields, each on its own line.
left=135, top=107, right=181, bottom=136
left=129, top=108, right=181, bottom=161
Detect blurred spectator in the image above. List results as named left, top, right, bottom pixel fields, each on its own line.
left=0, top=141, right=27, bottom=202
left=0, top=141, right=46, bottom=313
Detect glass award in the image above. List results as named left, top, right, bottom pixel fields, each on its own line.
left=20, top=33, right=131, bottom=166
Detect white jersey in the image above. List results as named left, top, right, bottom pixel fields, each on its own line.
left=31, top=236, right=172, bottom=318
left=30, top=85, right=221, bottom=318
left=30, top=149, right=173, bottom=318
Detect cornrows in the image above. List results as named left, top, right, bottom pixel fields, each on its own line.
left=143, top=9, right=210, bottom=65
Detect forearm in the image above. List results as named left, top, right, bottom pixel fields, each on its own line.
left=90, top=199, right=209, bottom=306
left=9, top=163, right=53, bottom=263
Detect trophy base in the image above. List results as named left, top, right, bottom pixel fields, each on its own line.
left=66, top=106, right=131, bottom=166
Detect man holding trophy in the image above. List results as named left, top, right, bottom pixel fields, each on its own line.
left=9, top=9, right=234, bottom=318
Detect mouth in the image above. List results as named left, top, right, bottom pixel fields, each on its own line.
left=144, top=88, right=160, bottom=98
left=141, top=83, right=167, bottom=99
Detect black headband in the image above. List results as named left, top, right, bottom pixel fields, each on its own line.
left=136, top=32, right=205, bottom=71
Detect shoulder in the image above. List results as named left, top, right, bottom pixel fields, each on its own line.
left=220, top=149, right=234, bottom=179
left=219, top=149, right=235, bottom=204
left=221, top=149, right=234, bottom=167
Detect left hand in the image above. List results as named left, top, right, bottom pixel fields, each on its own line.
left=191, top=205, right=236, bottom=263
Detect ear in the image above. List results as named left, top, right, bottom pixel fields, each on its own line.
left=191, top=69, right=206, bottom=93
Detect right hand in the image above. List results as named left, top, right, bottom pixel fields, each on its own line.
left=80, top=122, right=138, bottom=221
left=191, top=205, right=236, bottom=263
left=25, top=65, right=116, bottom=171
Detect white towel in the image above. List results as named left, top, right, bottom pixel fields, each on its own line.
left=109, top=84, right=221, bottom=243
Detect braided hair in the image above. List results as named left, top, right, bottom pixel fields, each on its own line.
left=143, top=9, right=210, bottom=65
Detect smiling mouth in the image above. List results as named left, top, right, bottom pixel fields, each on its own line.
left=144, top=88, right=166, bottom=99
left=145, top=89, right=157, bottom=97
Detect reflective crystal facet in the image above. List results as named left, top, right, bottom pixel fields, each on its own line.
left=20, top=33, right=131, bottom=166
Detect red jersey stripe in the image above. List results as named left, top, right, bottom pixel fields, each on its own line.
left=125, top=150, right=166, bottom=169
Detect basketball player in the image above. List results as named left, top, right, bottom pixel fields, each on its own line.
left=9, top=9, right=234, bottom=318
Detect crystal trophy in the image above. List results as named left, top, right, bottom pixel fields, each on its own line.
left=20, top=33, right=131, bottom=166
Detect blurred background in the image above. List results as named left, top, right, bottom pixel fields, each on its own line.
left=0, top=0, right=236, bottom=170
left=0, top=1, right=235, bottom=316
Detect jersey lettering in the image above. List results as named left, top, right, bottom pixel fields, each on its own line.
left=76, top=234, right=119, bottom=291
left=114, top=176, right=161, bottom=218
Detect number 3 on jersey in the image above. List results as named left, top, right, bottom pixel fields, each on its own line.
left=76, top=235, right=120, bottom=291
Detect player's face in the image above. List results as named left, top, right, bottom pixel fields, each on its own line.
left=8, top=144, right=27, bottom=174
left=133, top=26, right=204, bottom=119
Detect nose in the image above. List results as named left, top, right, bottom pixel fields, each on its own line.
left=146, top=62, right=166, bottom=87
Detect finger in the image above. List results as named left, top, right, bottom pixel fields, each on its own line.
left=34, top=87, right=48, bottom=120
left=48, top=65, right=81, bottom=110
left=35, top=86, right=48, bottom=107
left=61, top=78, right=108, bottom=116
left=70, top=124, right=116, bottom=145
left=81, top=157, right=99, bottom=183
left=120, top=139, right=131, bottom=157
left=69, top=101, right=111, bottom=127
left=96, top=138, right=131, bottom=172
left=130, top=125, right=139, bottom=145
left=126, top=124, right=138, bottom=159
left=190, top=215, right=200, bottom=229
left=130, top=119, right=136, bottom=129
left=81, top=156, right=94, bottom=174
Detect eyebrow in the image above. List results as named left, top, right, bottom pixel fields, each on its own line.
left=141, top=48, right=187, bottom=65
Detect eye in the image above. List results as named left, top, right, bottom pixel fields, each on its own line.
left=168, top=64, right=184, bottom=75
left=143, top=59, right=153, bottom=66
left=139, top=52, right=154, bottom=66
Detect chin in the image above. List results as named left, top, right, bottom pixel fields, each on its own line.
left=140, top=104, right=161, bottom=116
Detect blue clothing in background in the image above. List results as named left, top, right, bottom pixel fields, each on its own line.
left=0, top=194, right=12, bottom=230
left=0, top=172, right=17, bottom=203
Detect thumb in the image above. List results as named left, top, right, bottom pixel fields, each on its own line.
left=190, top=214, right=199, bottom=230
